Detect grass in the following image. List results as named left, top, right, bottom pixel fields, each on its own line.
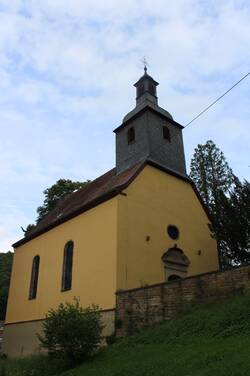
left=0, top=355, right=65, bottom=376
left=1, top=293, right=250, bottom=376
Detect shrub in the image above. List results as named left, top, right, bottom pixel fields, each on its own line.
left=38, top=299, right=104, bottom=365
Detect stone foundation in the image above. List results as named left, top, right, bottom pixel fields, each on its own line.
left=116, top=265, right=250, bottom=337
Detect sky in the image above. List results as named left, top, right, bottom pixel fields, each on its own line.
left=0, top=0, right=250, bottom=251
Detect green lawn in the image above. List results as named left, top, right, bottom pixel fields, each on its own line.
left=1, top=293, right=250, bottom=376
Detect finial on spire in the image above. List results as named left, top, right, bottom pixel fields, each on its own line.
left=141, top=56, right=148, bottom=74
left=134, top=62, right=159, bottom=105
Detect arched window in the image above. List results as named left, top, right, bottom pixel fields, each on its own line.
left=61, top=241, right=74, bottom=291
left=29, top=255, right=40, bottom=300
left=137, top=83, right=144, bottom=97
left=163, top=126, right=171, bottom=142
left=148, top=83, right=155, bottom=96
left=127, top=127, right=135, bottom=144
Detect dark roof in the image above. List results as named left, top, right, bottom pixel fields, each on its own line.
left=13, top=160, right=212, bottom=248
left=13, top=161, right=145, bottom=248
left=133, top=71, right=159, bottom=87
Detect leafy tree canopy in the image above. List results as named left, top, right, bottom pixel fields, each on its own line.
left=190, top=140, right=250, bottom=268
left=214, top=178, right=250, bottom=267
left=25, top=179, right=90, bottom=236
left=190, top=140, right=234, bottom=213
left=37, top=179, right=90, bottom=222
left=0, top=252, right=14, bottom=320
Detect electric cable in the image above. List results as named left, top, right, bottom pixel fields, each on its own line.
left=184, top=72, right=250, bottom=128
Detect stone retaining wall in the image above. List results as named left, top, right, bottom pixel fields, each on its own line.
left=116, top=265, right=250, bottom=337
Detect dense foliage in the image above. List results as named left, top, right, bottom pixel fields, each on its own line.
left=25, top=179, right=90, bottom=236
left=190, top=140, right=234, bottom=212
left=37, top=179, right=90, bottom=222
left=38, top=299, right=103, bottom=365
left=213, top=178, right=250, bottom=267
left=0, top=252, right=13, bottom=320
left=190, top=140, right=250, bottom=268
left=2, top=292, right=250, bottom=375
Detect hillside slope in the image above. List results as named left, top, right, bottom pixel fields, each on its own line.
left=2, top=293, right=250, bottom=376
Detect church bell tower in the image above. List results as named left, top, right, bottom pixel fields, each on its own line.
left=114, top=68, right=187, bottom=176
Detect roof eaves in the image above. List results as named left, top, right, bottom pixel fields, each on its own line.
left=13, top=162, right=147, bottom=249
left=13, top=188, right=121, bottom=248
left=133, top=74, right=159, bottom=87
left=189, top=180, right=213, bottom=224
left=146, top=159, right=190, bottom=183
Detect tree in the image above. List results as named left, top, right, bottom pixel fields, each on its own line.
left=36, top=179, right=90, bottom=223
left=0, top=252, right=14, bottom=320
left=230, top=179, right=250, bottom=263
left=213, top=178, right=250, bottom=266
left=190, top=140, right=250, bottom=268
left=38, top=299, right=103, bottom=365
left=24, top=179, right=90, bottom=234
left=23, top=224, right=36, bottom=237
left=190, top=140, right=234, bottom=214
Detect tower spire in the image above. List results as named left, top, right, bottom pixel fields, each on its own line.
left=142, top=56, right=148, bottom=74
left=134, top=61, right=158, bottom=106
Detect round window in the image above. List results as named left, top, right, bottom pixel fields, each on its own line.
left=167, top=225, right=179, bottom=240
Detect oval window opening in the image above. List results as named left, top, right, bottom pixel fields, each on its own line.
left=167, top=225, right=179, bottom=240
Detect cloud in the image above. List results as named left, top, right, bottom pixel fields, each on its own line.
left=0, top=0, right=250, bottom=250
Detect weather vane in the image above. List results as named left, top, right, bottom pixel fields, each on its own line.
left=141, top=56, right=148, bottom=73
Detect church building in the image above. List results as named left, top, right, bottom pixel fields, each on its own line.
left=3, top=69, right=219, bottom=357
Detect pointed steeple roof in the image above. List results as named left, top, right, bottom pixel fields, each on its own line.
left=134, top=66, right=159, bottom=88
left=120, top=69, right=173, bottom=124
left=134, top=67, right=159, bottom=106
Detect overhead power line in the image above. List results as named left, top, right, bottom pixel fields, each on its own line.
left=185, top=71, right=250, bottom=128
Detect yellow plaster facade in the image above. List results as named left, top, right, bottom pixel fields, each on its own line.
left=117, top=165, right=219, bottom=291
left=6, top=198, right=118, bottom=324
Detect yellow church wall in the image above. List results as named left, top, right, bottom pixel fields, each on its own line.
left=117, top=165, right=219, bottom=291
left=6, top=198, right=118, bottom=325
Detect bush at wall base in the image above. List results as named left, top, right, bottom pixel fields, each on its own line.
left=38, top=298, right=104, bottom=366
